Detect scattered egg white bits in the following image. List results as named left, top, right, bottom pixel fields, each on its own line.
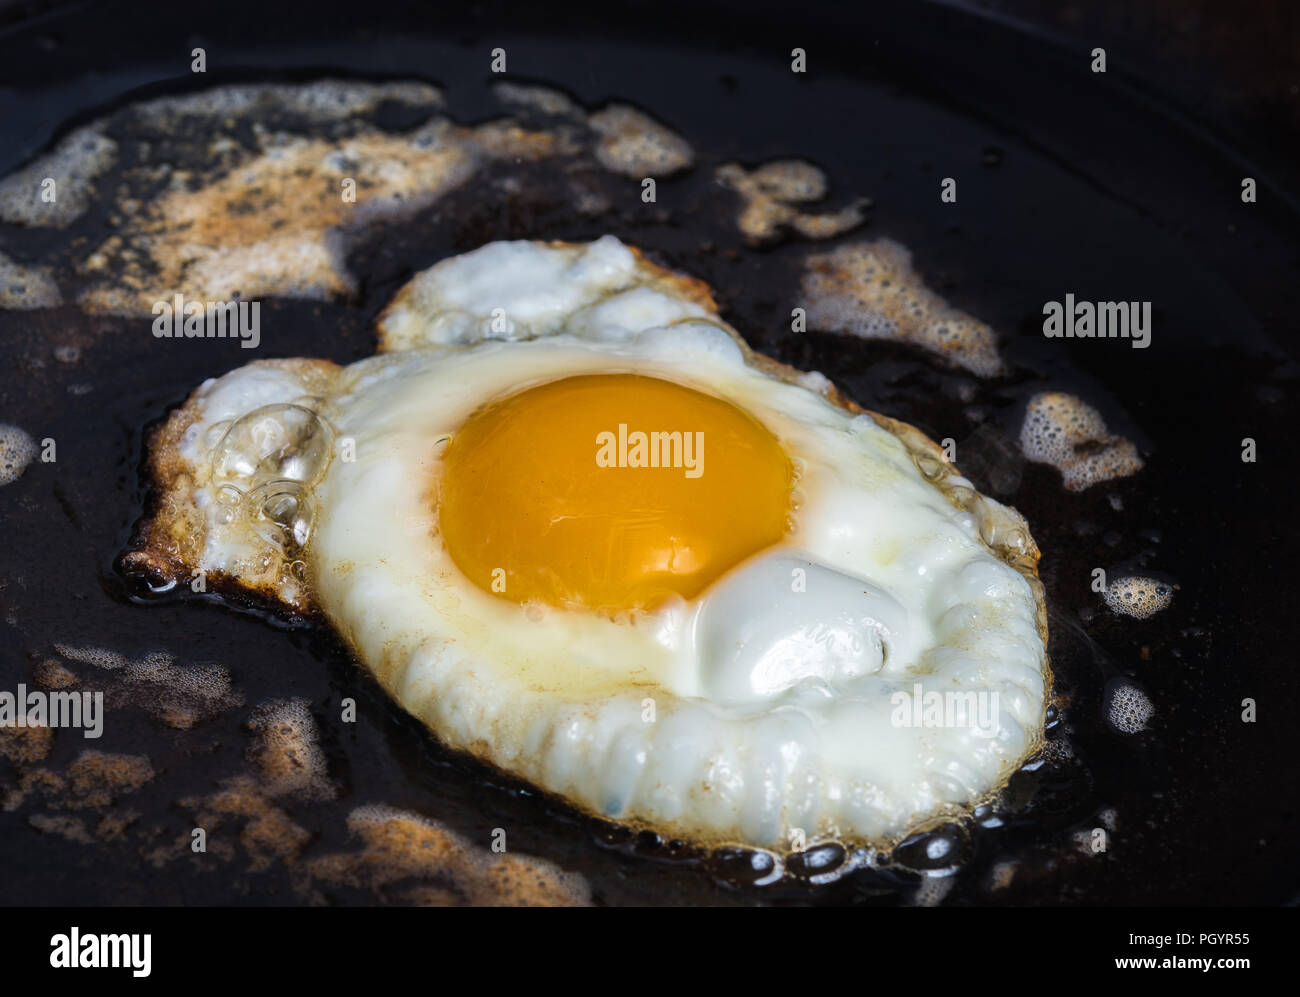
left=79, top=121, right=490, bottom=313
left=1103, top=575, right=1174, bottom=619
left=0, top=252, right=61, bottom=309
left=0, top=423, right=38, bottom=486
left=137, top=237, right=1050, bottom=850
left=801, top=239, right=1004, bottom=377
left=3, top=80, right=690, bottom=317
left=587, top=105, right=693, bottom=177
left=0, top=124, right=117, bottom=228
left=716, top=161, right=869, bottom=244
left=1020, top=391, right=1144, bottom=491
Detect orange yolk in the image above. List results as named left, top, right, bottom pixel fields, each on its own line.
left=438, top=373, right=792, bottom=612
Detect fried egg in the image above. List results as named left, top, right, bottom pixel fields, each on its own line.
left=130, top=236, right=1049, bottom=849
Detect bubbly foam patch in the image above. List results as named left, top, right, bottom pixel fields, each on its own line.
left=63, top=751, right=156, bottom=809
left=800, top=240, right=1004, bottom=376
left=171, top=696, right=341, bottom=871
left=247, top=699, right=334, bottom=801
left=53, top=644, right=243, bottom=728
left=1104, top=679, right=1154, bottom=734
left=0, top=424, right=38, bottom=486
left=1019, top=392, right=1144, bottom=490
left=716, top=161, right=868, bottom=244
left=1, top=672, right=160, bottom=815
left=1103, top=576, right=1174, bottom=619
left=129, top=80, right=443, bottom=126
left=33, top=659, right=77, bottom=689
left=176, top=774, right=314, bottom=871
left=52, top=644, right=129, bottom=670
left=0, top=723, right=54, bottom=765
left=588, top=105, right=693, bottom=177
left=7, top=640, right=584, bottom=903
left=9, top=649, right=311, bottom=866
left=80, top=126, right=487, bottom=313
left=28, top=813, right=96, bottom=844
left=301, top=804, right=593, bottom=906
left=0, top=124, right=117, bottom=228
left=0, top=252, right=61, bottom=309
left=11, top=80, right=699, bottom=316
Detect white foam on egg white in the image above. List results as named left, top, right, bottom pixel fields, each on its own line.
left=168, top=237, right=1048, bottom=849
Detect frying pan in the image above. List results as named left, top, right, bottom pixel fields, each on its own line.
left=1, top=0, right=1297, bottom=907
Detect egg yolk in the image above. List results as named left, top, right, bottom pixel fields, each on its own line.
left=438, top=373, right=792, bottom=612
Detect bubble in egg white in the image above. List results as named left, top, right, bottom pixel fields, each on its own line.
left=213, top=402, right=333, bottom=487
left=210, top=403, right=332, bottom=555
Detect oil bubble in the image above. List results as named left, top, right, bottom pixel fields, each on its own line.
left=891, top=823, right=971, bottom=872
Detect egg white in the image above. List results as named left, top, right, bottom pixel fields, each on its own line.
left=146, top=236, right=1049, bottom=849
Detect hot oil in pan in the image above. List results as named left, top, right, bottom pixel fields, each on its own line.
left=1, top=20, right=1295, bottom=906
